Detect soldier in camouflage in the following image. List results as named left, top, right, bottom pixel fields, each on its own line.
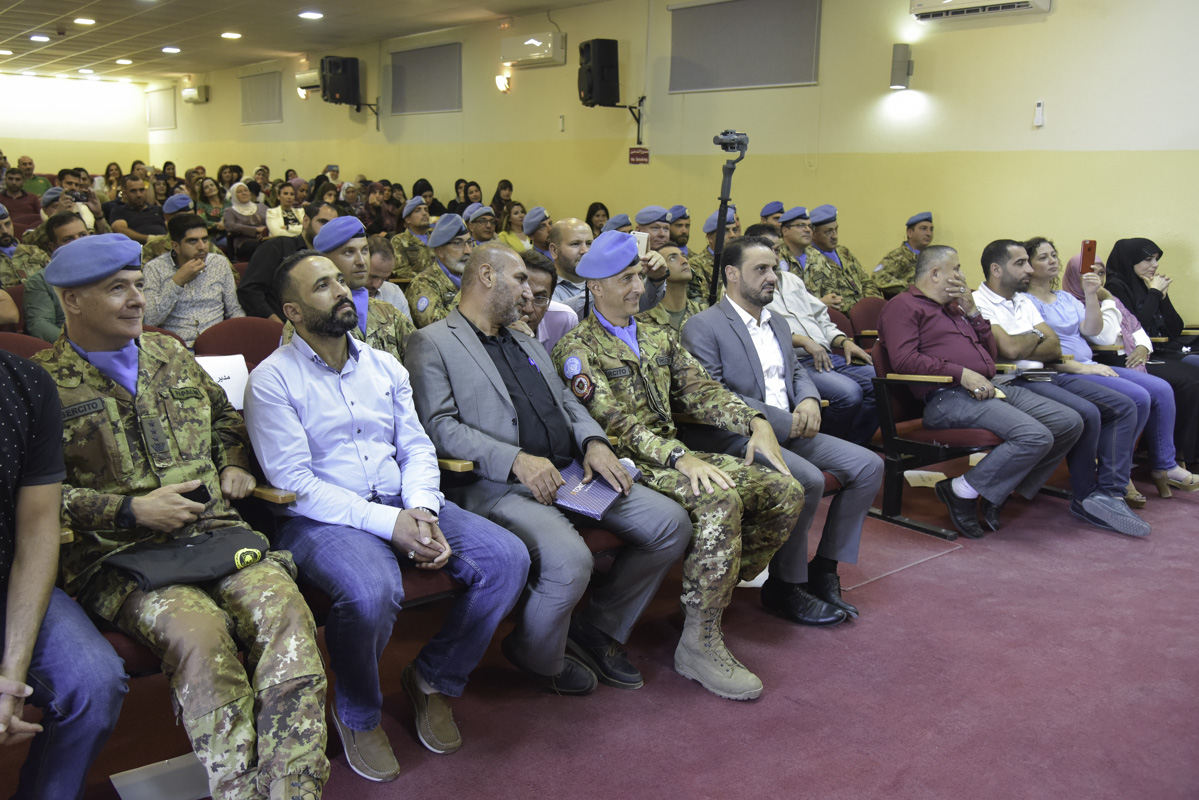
left=0, top=205, right=49, bottom=289
left=873, top=211, right=934, bottom=298
left=389, top=197, right=435, bottom=280
left=686, top=208, right=741, bottom=304
left=552, top=230, right=804, bottom=702
left=282, top=216, right=414, bottom=361
left=776, top=207, right=811, bottom=274
left=635, top=245, right=704, bottom=334
left=34, top=234, right=328, bottom=800
left=406, top=213, right=470, bottom=328
left=803, top=204, right=882, bottom=313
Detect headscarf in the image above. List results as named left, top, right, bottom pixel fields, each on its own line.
left=288, top=177, right=306, bottom=193
left=228, top=181, right=258, bottom=216
left=362, top=182, right=396, bottom=233
left=1104, top=238, right=1163, bottom=305
left=1064, top=253, right=1145, bottom=372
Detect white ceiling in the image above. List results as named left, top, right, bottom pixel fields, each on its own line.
left=0, top=0, right=600, bottom=82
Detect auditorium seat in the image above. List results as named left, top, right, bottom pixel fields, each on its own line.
left=827, top=306, right=854, bottom=339
left=1, top=284, right=25, bottom=333
left=141, top=324, right=187, bottom=347
left=850, top=296, right=885, bottom=349
left=0, top=331, right=51, bottom=358
left=193, top=316, right=283, bottom=370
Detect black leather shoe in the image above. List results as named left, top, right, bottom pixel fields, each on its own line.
left=979, top=496, right=1007, bottom=532
left=761, top=578, right=847, bottom=626
left=934, top=479, right=984, bottom=539
left=806, top=572, right=859, bottom=619
left=501, top=635, right=597, bottom=695
left=567, top=619, right=644, bottom=689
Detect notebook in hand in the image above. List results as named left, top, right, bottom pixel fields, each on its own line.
left=554, top=458, right=642, bottom=520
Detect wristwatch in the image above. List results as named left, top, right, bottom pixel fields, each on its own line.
left=115, top=496, right=137, bottom=529
left=1030, top=328, right=1046, bottom=341
left=666, top=446, right=687, bottom=469
left=415, top=506, right=439, bottom=519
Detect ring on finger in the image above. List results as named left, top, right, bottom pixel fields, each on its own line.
left=407, top=550, right=416, bottom=560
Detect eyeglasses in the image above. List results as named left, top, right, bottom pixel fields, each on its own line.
left=448, top=237, right=471, bottom=248
left=531, top=296, right=550, bottom=307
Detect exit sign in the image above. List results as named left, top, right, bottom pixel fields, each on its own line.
left=629, top=147, right=650, bottom=164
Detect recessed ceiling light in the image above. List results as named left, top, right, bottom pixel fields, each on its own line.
left=221, top=32, right=241, bottom=39
left=120, top=77, right=132, bottom=83
left=21, top=71, right=35, bottom=76
left=31, top=35, right=49, bottom=42
left=75, top=18, right=96, bottom=25
left=86, top=75, right=100, bottom=81
left=116, top=58, right=132, bottom=65
left=162, top=47, right=180, bottom=53
left=79, top=68, right=94, bottom=74
left=0, top=50, right=12, bottom=55
left=299, top=11, right=323, bottom=19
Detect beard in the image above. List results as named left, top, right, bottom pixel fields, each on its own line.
left=490, top=281, right=522, bottom=328
left=301, top=297, right=358, bottom=338
left=743, top=282, right=776, bottom=308
left=0, top=233, right=14, bottom=248
left=446, top=254, right=469, bottom=276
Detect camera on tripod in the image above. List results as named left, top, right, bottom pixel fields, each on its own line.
left=713, top=130, right=749, bottom=154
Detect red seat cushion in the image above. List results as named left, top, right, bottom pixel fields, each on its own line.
left=103, top=631, right=164, bottom=678
left=892, top=418, right=1003, bottom=448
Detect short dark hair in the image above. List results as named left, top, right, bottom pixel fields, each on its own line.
left=914, top=244, right=958, bottom=279
left=743, top=223, right=780, bottom=239
left=303, top=201, right=342, bottom=219
left=168, top=213, right=208, bottom=243
left=980, top=239, right=1024, bottom=279
left=56, top=168, right=78, bottom=183
left=121, top=173, right=143, bottom=190
left=46, top=211, right=85, bottom=244
left=521, top=248, right=558, bottom=295
left=367, top=237, right=394, bottom=263
left=719, top=235, right=775, bottom=286
left=274, top=248, right=323, bottom=306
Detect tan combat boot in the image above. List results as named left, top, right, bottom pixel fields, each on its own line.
left=674, top=605, right=763, bottom=701
left=270, top=775, right=322, bottom=800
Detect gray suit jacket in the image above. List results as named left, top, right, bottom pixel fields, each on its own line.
left=404, top=308, right=606, bottom=484
left=681, top=296, right=820, bottom=444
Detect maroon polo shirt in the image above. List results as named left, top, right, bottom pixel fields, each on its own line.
left=0, top=191, right=42, bottom=237
left=877, top=286, right=997, bottom=398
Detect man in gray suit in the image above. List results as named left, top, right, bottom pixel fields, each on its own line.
left=405, top=243, right=691, bottom=696
left=681, top=236, right=883, bottom=623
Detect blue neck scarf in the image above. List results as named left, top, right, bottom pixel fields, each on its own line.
left=351, top=286, right=369, bottom=335
left=593, top=308, right=640, bottom=360
left=70, top=339, right=140, bottom=396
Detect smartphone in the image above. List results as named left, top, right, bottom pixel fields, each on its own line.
left=1079, top=240, right=1097, bottom=274
left=633, top=231, right=649, bottom=259
left=181, top=484, right=212, bottom=505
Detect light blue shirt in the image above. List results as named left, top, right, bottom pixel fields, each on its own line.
left=817, top=247, right=841, bottom=267
left=351, top=286, right=369, bottom=335
left=437, top=259, right=462, bottom=289
left=1027, top=290, right=1095, bottom=364
left=593, top=308, right=640, bottom=360
left=244, top=332, right=444, bottom=540
left=69, top=339, right=140, bottom=396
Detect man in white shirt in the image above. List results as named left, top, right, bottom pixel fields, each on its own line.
left=682, top=236, right=883, bottom=624
left=244, top=250, right=529, bottom=784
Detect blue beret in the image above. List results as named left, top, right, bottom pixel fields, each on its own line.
left=163, top=194, right=194, bottom=214
left=462, top=202, right=482, bottom=220
left=324, top=164, right=339, bottom=172
left=0, top=205, right=8, bottom=220
left=906, top=211, right=933, bottom=227
left=634, top=205, right=671, bottom=225
left=44, top=233, right=142, bottom=288
left=313, top=215, right=366, bottom=253
left=576, top=231, right=640, bottom=279
left=402, top=196, right=426, bottom=219
left=809, top=204, right=837, bottom=226
left=41, top=187, right=63, bottom=208
left=522, top=206, right=548, bottom=236
left=468, top=205, right=495, bottom=223
left=703, top=208, right=736, bottom=234
left=667, top=204, right=688, bottom=221
left=601, top=213, right=631, bottom=233
left=760, top=201, right=784, bottom=217
left=429, top=214, right=468, bottom=248
left=779, top=206, right=809, bottom=224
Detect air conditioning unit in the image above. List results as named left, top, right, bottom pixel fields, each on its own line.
left=911, top=0, right=1051, bottom=22
left=501, top=32, right=566, bottom=67
left=181, top=85, right=209, bottom=104
left=296, top=70, right=320, bottom=91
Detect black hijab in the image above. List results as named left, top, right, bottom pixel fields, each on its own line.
left=1105, top=237, right=1163, bottom=303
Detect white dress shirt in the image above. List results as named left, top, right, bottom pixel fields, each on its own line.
left=766, top=269, right=842, bottom=349
left=972, top=282, right=1048, bottom=369
left=244, top=333, right=444, bottom=540
left=729, top=300, right=789, bottom=411
left=371, top=279, right=413, bottom=321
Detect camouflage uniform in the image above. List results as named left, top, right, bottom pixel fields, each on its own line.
left=779, top=245, right=804, bottom=274
left=23, top=215, right=112, bottom=255
left=686, top=248, right=715, bottom=303
left=552, top=316, right=804, bottom=611
left=32, top=332, right=329, bottom=800
left=873, top=242, right=919, bottom=298
left=635, top=297, right=705, bottom=335
left=282, top=295, right=414, bottom=361
left=405, top=262, right=461, bottom=328
left=0, top=243, right=49, bottom=288
left=389, top=229, right=435, bottom=280
left=141, top=234, right=171, bottom=265
left=802, top=245, right=882, bottom=314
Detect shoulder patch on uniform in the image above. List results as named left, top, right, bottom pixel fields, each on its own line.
left=655, top=355, right=671, bottom=366
left=563, top=356, right=582, bottom=379
left=170, top=387, right=205, bottom=401
left=62, top=398, right=104, bottom=421
left=571, top=373, right=594, bottom=404
left=416, top=296, right=430, bottom=312
left=873, top=263, right=885, bottom=272
left=604, top=366, right=631, bottom=378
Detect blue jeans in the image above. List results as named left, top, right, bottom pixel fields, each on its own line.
left=1073, top=367, right=1179, bottom=471
left=275, top=498, right=528, bottom=731
left=797, top=352, right=879, bottom=446
left=4, top=588, right=128, bottom=800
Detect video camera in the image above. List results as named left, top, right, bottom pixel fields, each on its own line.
left=713, top=130, right=749, bottom=154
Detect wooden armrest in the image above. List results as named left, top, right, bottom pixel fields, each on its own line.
left=884, top=373, right=952, bottom=383
left=1091, top=344, right=1121, bottom=351
left=820, top=399, right=829, bottom=407
left=1182, top=329, right=1198, bottom=336
left=857, top=329, right=877, bottom=337
left=252, top=486, right=296, bottom=504
left=60, top=529, right=74, bottom=545
left=1149, top=337, right=1168, bottom=343
left=1061, top=354, right=1074, bottom=361
left=388, top=278, right=411, bottom=286
left=438, top=458, right=474, bottom=473
left=994, top=363, right=1018, bottom=372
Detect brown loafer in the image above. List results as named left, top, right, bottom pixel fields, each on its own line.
left=401, top=662, right=462, bottom=754
left=330, top=704, right=401, bottom=782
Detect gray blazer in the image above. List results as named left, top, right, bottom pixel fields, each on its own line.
left=681, top=296, right=820, bottom=444
left=404, top=308, right=606, bottom=484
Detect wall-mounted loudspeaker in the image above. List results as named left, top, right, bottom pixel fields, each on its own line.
left=320, top=56, right=361, bottom=106
left=578, top=39, right=619, bottom=107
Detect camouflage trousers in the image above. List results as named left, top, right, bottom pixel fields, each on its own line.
left=115, top=552, right=329, bottom=800
left=643, top=453, right=804, bottom=610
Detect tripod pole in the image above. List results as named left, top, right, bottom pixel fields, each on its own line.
left=707, top=158, right=739, bottom=308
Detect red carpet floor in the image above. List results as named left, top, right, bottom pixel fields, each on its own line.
left=3, top=464, right=1197, bottom=799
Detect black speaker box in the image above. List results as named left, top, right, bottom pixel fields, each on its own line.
left=321, top=56, right=361, bottom=106
left=578, top=39, right=619, bottom=107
